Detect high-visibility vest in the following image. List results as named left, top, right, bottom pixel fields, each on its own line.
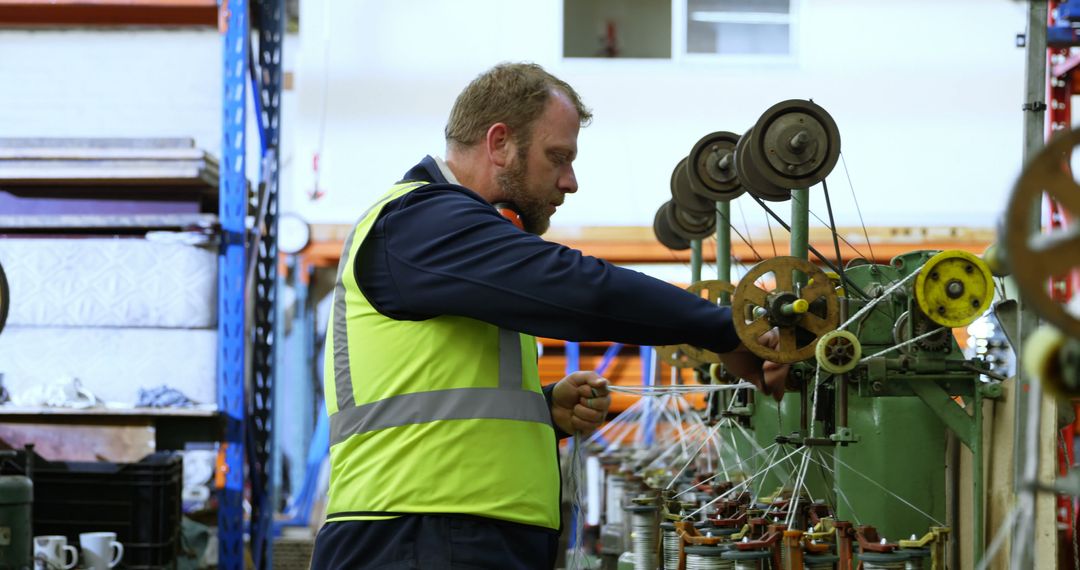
left=322, top=181, right=560, bottom=530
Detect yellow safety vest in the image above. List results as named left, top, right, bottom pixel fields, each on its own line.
left=322, top=181, right=560, bottom=530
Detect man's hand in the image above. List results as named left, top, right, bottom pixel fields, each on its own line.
left=550, top=371, right=610, bottom=437
left=717, top=328, right=791, bottom=402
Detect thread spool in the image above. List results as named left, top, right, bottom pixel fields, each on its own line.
left=721, top=548, right=770, bottom=570
left=685, top=544, right=732, bottom=570
left=804, top=552, right=840, bottom=569
left=626, top=505, right=658, bottom=570
left=859, top=551, right=909, bottom=570
left=900, top=548, right=930, bottom=570
left=606, top=475, right=626, bottom=526
left=660, top=522, right=679, bottom=570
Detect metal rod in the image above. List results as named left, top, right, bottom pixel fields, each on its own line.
left=1012, top=2, right=1048, bottom=568
left=973, top=382, right=985, bottom=564
left=837, top=299, right=849, bottom=431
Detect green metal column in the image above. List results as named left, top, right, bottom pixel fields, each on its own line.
left=790, top=189, right=810, bottom=264
left=752, top=188, right=815, bottom=496
left=717, top=202, right=731, bottom=283
left=691, top=239, right=703, bottom=284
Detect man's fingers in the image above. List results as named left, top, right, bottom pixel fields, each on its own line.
left=570, top=415, right=602, bottom=434
left=576, top=376, right=609, bottom=399
left=573, top=403, right=606, bottom=423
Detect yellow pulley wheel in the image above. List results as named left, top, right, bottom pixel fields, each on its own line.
left=1022, top=325, right=1080, bottom=399
left=814, top=330, right=862, bottom=374
left=678, top=280, right=736, bottom=364
left=913, top=250, right=994, bottom=328
left=654, top=344, right=702, bottom=369
left=732, top=256, right=839, bottom=364
left=0, top=260, right=8, bottom=338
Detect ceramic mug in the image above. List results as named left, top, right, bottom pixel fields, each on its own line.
left=32, top=535, right=77, bottom=570
left=79, top=532, right=123, bottom=570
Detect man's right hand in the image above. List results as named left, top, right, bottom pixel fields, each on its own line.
left=717, top=328, right=790, bottom=402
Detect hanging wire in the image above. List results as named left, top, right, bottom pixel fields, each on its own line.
left=801, top=203, right=872, bottom=261
left=839, top=152, right=876, bottom=261
left=735, top=200, right=765, bottom=262
left=764, top=208, right=779, bottom=257
left=749, top=195, right=874, bottom=301
left=830, top=453, right=945, bottom=526
left=820, top=179, right=849, bottom=292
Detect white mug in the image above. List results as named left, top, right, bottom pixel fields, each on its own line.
left=79, top=532, right=123, bottom=570
left=32, top=535, right=77, bottom=570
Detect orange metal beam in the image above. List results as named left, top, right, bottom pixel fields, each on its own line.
left=0, top=0, right=217, bottom=26
left=300, top=234, right=993, bottom=269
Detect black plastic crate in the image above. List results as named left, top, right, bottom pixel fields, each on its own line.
left=1, top=450, right=182, bottom=569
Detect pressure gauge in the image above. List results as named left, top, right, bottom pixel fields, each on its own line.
left=277, top=213, right=311, bottom=255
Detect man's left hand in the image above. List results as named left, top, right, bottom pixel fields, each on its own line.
left=551, top=371, right=610, bottom=437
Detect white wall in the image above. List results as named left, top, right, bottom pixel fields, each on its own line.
left=0, top=29, right=222, bottom=151
left=290, top=0, right=1029, bottom=230
left=0, top=28, right=298, bottom=201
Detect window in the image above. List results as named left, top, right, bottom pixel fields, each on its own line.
left=562, top=0, right=794, bottom=60
left=684, top=0, right=792, bottom=56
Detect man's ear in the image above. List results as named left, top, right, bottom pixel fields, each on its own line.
left=485, top=123, right=513, bottom=168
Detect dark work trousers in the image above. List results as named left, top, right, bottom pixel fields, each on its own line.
left=310, top=516, right=560, bottom=570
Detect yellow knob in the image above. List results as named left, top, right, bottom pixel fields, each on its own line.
left=792, top=299, right=809, bottom=314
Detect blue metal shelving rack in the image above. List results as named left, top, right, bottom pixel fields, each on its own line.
left=218, top=0, right=283, bottom=567
left=218, top=0, right=249, bottom=566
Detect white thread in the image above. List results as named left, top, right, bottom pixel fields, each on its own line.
left=665, top=422, right=725, bottom=489
left=607, top=383, right=757, bottom=395
left=831, top=453, right=944, bottom=525
left=685, top=445, right=805, bottom=519
left=975, top=502, right=1021, bottom=570
left=858, top=327, right=947, bottom=363
left=806, top=449, right=862, bottom=525
left=840, top=269, right=921, bottom=331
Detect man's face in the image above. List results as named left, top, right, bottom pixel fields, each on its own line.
left=497, top=91, right=580, bottom=235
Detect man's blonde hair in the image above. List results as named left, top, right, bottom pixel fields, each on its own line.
left=445, top=62, right=592, bottom=151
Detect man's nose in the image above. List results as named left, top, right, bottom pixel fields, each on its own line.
left=560, top=166, right=578, bottom=194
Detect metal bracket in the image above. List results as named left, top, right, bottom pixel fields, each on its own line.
left=1022, top=101, right=1048, bottom=112
left=830, top=426, right=860, bottom=443
left=905, top=379, right=974, bottom=450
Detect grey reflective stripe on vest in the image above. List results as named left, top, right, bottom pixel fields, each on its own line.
left=332, top=228, right=360, bottom=411
left=329, top=388, right=550, bottom=445
left=331, top=185, right=424, bottom=411
left=497, top=328, right=523, bottom=390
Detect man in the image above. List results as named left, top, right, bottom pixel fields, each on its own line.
left=311, top=62, right=782, bottom=570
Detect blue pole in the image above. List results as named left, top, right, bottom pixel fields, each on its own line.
left=640, top=346, right=655, bottom=447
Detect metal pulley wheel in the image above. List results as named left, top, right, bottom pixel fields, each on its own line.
left=1004, top=128, right=1080, bottom=340
left=735, top=128, right=791, bottom=202
left=687, top=131, right=746, bottom=202
left=815, top=330, right=862, bottom=374
left=654, top=201, right=691, bottom=251
left=913, top=250, right=995, bottom=328
left=654, top=344, right=702, bottom=369
left=1023, top=325, right=1080, bottom=398
left=678, top=280, right=736, bottom=365
left=748, top=99, right=841, bottom=189
left=666, top=199, right=717, bottom=241
left=732, top=256, right=840, bottom=363
left=671, top=157, right=716, bottom=216
left=0, top=260, right=7, bottom=338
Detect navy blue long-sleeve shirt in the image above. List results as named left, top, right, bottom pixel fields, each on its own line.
left=355, top=156, right=739, bottom=353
